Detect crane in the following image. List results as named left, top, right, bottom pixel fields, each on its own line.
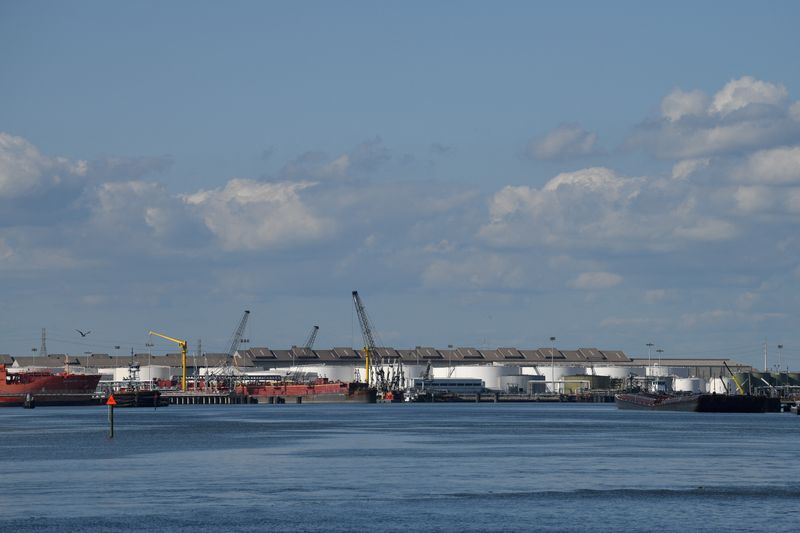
left=352, top=291, right=405, bottom=391
left=352, top=291, right=379, bottom=387
left=303, top=325, right=319, bottom=350
left=227, top=310, right=251, bottom=365
left=149, top=330, right=188, bottom=391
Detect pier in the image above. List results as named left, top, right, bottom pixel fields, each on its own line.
left=161, top=392, right=250, bottom=405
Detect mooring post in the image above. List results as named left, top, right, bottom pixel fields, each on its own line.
left=107, top=394, right=117, bottom=438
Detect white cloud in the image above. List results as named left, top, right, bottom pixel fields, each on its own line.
left=791, top=102, right=800, bottom=122
left=785, top=188, right=800, bottom=213
left=570, top=271, right=622, bottom=290
left=661, top=89, right=709, bottom=121
left=528, top=124, right=598, bottom=160
left=710, top=76, right=788, bottom=116
left=183, top=179, right=330, bottom=251
left=734, top=186, right=774, bottom=212
left=630, top=77, right=800, bottom=159
left=0, top=132, right=87, bottom=197
left=735, top=146, right=800, bottom=184
left=480, top=165, right=744, bottom=253
left=671, top=158, right=709, bottom=180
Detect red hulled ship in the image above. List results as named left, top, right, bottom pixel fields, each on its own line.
left=0, top=364, right=101, bottom=407
left=238, top=378, right=377, bottom=404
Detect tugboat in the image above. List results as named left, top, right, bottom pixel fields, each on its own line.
left=107, top=362, right=169, bottom=408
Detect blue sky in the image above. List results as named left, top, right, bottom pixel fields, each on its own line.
left=1, top=1, right=799, bottom=368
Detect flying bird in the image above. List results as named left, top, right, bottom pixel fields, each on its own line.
left=75, top=329, right=91, bottom=337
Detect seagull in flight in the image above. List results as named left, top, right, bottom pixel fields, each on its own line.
left=75, top=329, right=92, bottom=337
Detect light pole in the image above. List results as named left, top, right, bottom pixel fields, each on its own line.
left=777, top=344, right=784, bottom=371
left=84, top=351, right=91, bottom=369
left=646, top=343, right=654, bottom=375
left=550, top=336, right=557, bottom=394
left=31, top=347, right=37, bottom=369
left=656, top=348, right=664, bottom=367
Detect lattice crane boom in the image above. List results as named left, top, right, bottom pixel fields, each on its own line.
left=227, top=310, right=251, bottom=361
left=352, top=291, right=380, bottom=386
left=303, top=325, right=319, bottom=350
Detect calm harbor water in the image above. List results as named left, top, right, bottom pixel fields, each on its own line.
left=1, top=403, right=798, bottom=532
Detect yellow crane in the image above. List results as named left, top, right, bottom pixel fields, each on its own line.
left=149, top=330, right=188, bottom=391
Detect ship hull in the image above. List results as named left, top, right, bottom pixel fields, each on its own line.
left=243, top=381, right=377, bottom=404
left=109, top=390, right=169, bottom=408
left=616, top=393, right=780, bottom=412
left=0, top=365, right=101, bottom=407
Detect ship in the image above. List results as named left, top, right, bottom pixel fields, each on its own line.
left=103, top=362, right=170, bottom=408
left=107, top=389, right=170, bottom=408
left=238, top=378, right=377, bottom=404
left=0, top=364, right=101, bottom=407
left=615, top=392, right=780, bottom=412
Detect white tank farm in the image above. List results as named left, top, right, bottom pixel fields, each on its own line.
left=707, top=377, right=737, bottom=394
left=673, top=377, right=706, bottom=393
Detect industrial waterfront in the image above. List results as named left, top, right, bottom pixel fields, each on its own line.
left=1, top=403, right=798, bottom=533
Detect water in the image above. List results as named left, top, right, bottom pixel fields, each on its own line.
left=1, top=403, right=798, bottom=532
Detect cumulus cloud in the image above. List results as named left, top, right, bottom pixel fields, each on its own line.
left=734, top=186, right=775, bottom=212
left=661, top=89, right=709, bottom=121
left=630, top=76, right=800, bottom=159
left=569, top=271, right=622, bottom=290
left=183, top=179, right=330, bottom=251
left=528, top=123, right=598, bottom=160
left=671, top=158, right=709, bottom=180
left=710, top=76, right=788, bottom=116
left=479, top=166, right=742, bottom=254
left=0, top=132, right=87, bottom=198
left=734, top=146, right=800, bottom=184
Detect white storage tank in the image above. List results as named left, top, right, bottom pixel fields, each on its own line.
left=288, top=364, right=359, bottom=382
left=708, top=377, right=736, bottom=395
left=673, top=377, right=705, bottom=393
left=647, top=366, right=689, bottom=378
left=433, top=365, right=520, bottom=391
left=592, top=366, right=635, bottom=380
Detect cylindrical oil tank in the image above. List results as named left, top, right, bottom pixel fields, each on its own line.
left=708, top=377, right=736, bottom=395
left=592, top=366, right=634, bottom=380
left=646, top=366, right=689, bottom=378
left=673, top=377, right=705, bottom=393
left=138, top=365, right=171, bottom=381
left=528, top=366, right=586, bottom=393
left=433, top=365, right=520, bottom=390
left=292, top=364, right=358, bottom=382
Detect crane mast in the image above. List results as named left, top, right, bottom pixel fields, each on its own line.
left=352, top=291, right=379, bottom=387
left=303, top=325, right=319, bottom=350
left=227, top=310, right=251, bottom=364
left=148, top=330, right=188, bottom=391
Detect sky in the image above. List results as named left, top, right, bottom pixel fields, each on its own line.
left=1, top=1, right=799, bottom=369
